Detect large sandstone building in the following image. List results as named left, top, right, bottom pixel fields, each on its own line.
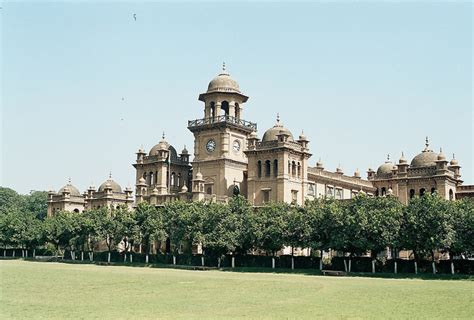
left=48, top=66, right=472, bottom=215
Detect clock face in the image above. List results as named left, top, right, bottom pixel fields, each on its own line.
left=233, top=140, right=241, bottom=152
left=206, top=139, right=216, bottom=153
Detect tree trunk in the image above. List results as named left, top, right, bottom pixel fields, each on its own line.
left=349, top=258, right=352, bottom=272
left=81, top=251, right=84, bottom=261
left=3, top=249, right=5, bottom=257
left=146, top=254, right=149, bottom=264
left=432, top=262, right=436, bottom=275
left=173, top=255, right=176, bottom=265
left=201, top=256, right=205, bottom=267
left=319, top=259, right=323, bottom=271
left=13, top=250, right=15, bottom=258
left=232, top=256, right=235, bottom=268
left=291, top=256, right=295, bottom=270
left=26, top=249, right=29, bottom=258
left=451, top=261, right=455, bottom=275
left=89, top=252, right=93, bottom=262
left=394, top=260, right=398, bottom=274
left=343, top=259, right=348, bottom=272
left=21, top=249, right=24, bottom=258
left=272, top=257, right=275, bottom=269
left=414, top=261, right=418, bottom=274
left=217, top=257, right=221, bottom=268
left=372, top=259, right=376, bottom=273
left=130, top=253, right=133, bottom=263
left=107, top=252, right=111, bottom=263
left=72, top=251, right=75, bottom=260
left=33, top=249, right=36, bottom=258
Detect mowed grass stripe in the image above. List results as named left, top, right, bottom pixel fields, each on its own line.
left=0, top=260, right=472, bottom=319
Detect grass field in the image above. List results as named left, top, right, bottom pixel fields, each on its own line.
left=1, top=260, right=472, bottom=319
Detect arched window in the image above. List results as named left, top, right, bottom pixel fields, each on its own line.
left=292, top=161, right=296, bottom=176
left=419, top=188, right=426, bottom=196
left=409, top=189, right=415, bottom=199
left=206, top=186, right=212, bottom=195
left=210, top=102, right=215, bottom=119
left=177, top=173, right=181, bottom=187
left=449, top=189, right=454, bottom=201
left=257, top=161, right=262, bottom=178
left=171, top=172, right=176, bottom=186
left=288, top=161, right=291, bottom=175
left=381, top=187, right=386, bottom=196
left=150, top=172, right=154, bottom=185
left=143, top=172, right=148, bottom=185
left=265, top=160, right=271, bottom=177
left=431, top=187, right=436, bottom=194
left=221, top=101, right=229, bottom=117
left=297, top=162, right=301, bottom=178
left=273, top=159, right=278, bottom=177
left=73, top=208, right=79, bottom=213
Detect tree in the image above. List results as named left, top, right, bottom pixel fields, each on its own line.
left=0, top=187, right=24, bottom=215
left=162, top=201, right=191, bottom=264
left=252, top=202, right=288, bottom=268
left=400, top=193, right=454, bottom=274
left=284, top=205, right=311, bottom=269
left=136, top=202, right=165, bottom=263
left=449, top=199, right=474, bottom=273
left=43, top=211, right=81, bottom=257
left=22, top=191, right=48, bottom=220
left=229, top=195, right=254, bottom=255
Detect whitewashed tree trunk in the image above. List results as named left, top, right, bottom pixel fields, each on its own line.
left=3, top=249, right=6, bottom=257
left=107, top=252, right=111, bottom=263
left=25, top=250, right=29, bottom=258
left=201, top=256, right=205, bottom=266
left=291, top=256, right=295, bottom=270
left=72, top=251, right=76, bottom=260
left=124, top=254, right=127, bottom=262
left=130, top=254, right=133, bottom=263
left=13, top=250, right=15, bottom=258
left=272, top=257, right=275, bottom=269
left=173, top=255, right=176, bottom=265
left=343, top=259, right=348, bottom=272
left=146, top=254, right=149, bottom=264
left=232, top=256, right=235, bottom=268
left=89, top=252, right=93, bottom=262
left=394, top=261, right=398, bottom=274
left=33, top=249, right=36, bottom=258
left=349, top=259, right=352, bottom=272
left=81, top=251, right=84, bottom=261
left=414, top=261, right=418, bottom=274
left=372, top=259, right=376, bottom=273
left=217, top=257, right=221, bottom=268
left=432, top=262, right=436, bottom=274
left=451, top=261, right=455, bottom=275
left=21, top=250, right=24, bottom=258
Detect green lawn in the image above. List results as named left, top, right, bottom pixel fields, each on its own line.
left=1, top=260, right=472, bottom=319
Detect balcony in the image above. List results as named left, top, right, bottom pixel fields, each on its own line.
left=188, top=115, right=257, bottom=131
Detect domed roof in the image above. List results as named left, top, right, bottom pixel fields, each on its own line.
left=377, top=155, right=394, bottom=178
left=450, top=154, right=459, bottom=166
left=58, top=183, right=81, bottom=196
left=207, top=63, right=241, bottom=94
left=98, top=177, right=122, bottom=193
left=262, top=115, right=294, bottom=142
left=410, top=138, right=438, bottom=168
left=149, top=133, right=170, bottom=156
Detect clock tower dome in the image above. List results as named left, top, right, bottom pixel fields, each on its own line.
left=188, top=64, right=256, bottom=201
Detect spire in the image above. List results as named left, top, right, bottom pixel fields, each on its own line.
left=222, top=61, right=226, bottom=72
left=162, top=131, right=165, bottom=140
left=423, top=136, right=431, bottom=152
left=109, top=171, right=112, bottom=179
left=275, top=113, right=282, bottom=127
left=68, top=177, right=71, bottom=184
left=386, top=154, right=391, bottom=162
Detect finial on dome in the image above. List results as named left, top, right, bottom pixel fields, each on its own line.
left=387, top=154, right=390, bottom=161
left=162, top=131, right=165, bottom=140
left=222, top=61, right=226, bottom=71
left=109, top=171, right=112, bottom=179
left=276, top=113, right=280, bottom=123
left=68, top=177, right=71, bottom=184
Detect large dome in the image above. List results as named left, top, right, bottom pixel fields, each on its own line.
left=410, top=138, right=439, bottom=167
left=207, top=71, right=241, bottom=94
left=98, top=178, right=122, bottom=193
left=262, top=116, right=294, bottom=142
left=149, top=135, right=170, bottom=156
left=411, top=150, right=438, bottom=167
left=58, top=183, right=81, bottom=196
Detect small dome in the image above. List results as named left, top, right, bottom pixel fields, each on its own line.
left=195, top=172, right=203, bottom=180
left=207, top=64, right=241, bottom=94
left=58, top=183, right=81, bottom=197
left=336, top=165, right=343, bottom=174
left=299, top=131, right=307, bottom=141
left=262, top=115, right=294, bottom=142
left=98, top=178, right=122, bottom=193
left=437, top=148, right=446, bottom=161
left=181, top=146, right=189, bottom=155
left=354, top=169, right=361, bottom=178
left=181, top=185, right=188, bottom=193
left=149, top=140, right=170, bottom=155
left=316, top=158, right=324, bottom=169
left=399, top=152, right=407, bottom=164
left=450, top=154, right=459, bottom=166
left=249, top=131, right=258, bottom=139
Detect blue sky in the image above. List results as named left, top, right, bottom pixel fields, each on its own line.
left=1, top=1, right=472, bottom=194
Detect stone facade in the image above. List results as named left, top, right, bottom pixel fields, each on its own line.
left=48, top=66, right=473, bottom=216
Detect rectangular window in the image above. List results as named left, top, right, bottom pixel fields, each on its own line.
left=326, top=186, right=334, bottom=197
left=263, top=190, right=270, bottom=203
left=335, top=189, right=343, bottom=200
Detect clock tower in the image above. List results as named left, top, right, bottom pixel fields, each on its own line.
left=188, top=64, right=256, bottom=201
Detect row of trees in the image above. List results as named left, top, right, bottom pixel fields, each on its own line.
left=0, top=187, right=473, bottom=273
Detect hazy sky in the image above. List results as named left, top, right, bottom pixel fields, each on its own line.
left=1, top=1, right=472, bottom=194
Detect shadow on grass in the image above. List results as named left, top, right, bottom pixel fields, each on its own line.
left=11, top=257, right=473, bottom=281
